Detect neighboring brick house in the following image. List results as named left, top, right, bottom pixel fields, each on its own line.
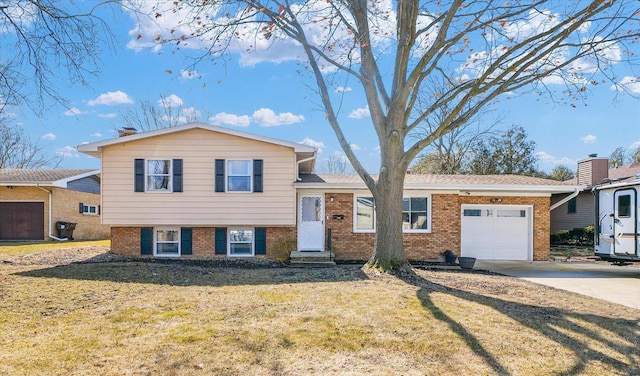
left=0, top=169, right=110, bottom=240
left=551, top=155, right=640, bottom=233
left=78, top=122, right=579, bottom=261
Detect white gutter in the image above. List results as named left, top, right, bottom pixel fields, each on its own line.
left=549, top=187, right=581, bottom=211
left=37, top=185, right=68, bottom=241
left=296, top=155, right=316, bottom=181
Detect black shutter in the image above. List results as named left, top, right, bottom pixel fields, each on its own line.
left=140, top=227, right=153, bottom=255
left=181, top=227, right=192, bottom=255
left=255, top=227, right=266, bottom=255
left=173, top=159, right=183, bottom=192
left=79, top=203, right=84, bottom=214
left=98, top=205, right=101, bottom=215
left=215, top=227, right=227, bottom=255
left=134, top=159, right=145, bottom=192
left=215, top=159, right=225, bottom=192
left=253, top=159, right=263, bottom=193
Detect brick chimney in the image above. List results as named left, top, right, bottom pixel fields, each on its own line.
left=118, top=127, right=137, bottom=137
left=576, top=153, right=608, bottom=186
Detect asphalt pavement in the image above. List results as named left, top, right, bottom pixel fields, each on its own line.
left=475, top=260, right=640, bottom=310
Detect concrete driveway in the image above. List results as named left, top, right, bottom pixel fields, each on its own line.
left=475, top=260, right=640, bottom=310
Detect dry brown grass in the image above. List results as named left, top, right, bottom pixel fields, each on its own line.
left=0, top=240, right=110, bottom=258
left=0, top=250, right=639, bottom=375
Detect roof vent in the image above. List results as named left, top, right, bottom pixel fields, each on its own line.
left=588, top=153, right=598, bottom=158
left=118, top=127, right=137, bottom=137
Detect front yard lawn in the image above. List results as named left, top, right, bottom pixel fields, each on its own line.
left=0, top=247, right=638, bottom=375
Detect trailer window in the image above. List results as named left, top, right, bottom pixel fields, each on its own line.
left=618, top=195, right=631, bottom=218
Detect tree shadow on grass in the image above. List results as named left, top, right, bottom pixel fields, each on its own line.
left=396, top=271, right=640, bottom=376
left=13, top=259, right=370, bottom=287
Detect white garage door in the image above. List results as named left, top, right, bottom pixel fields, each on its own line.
left=461, top=205, right=532, bottom=260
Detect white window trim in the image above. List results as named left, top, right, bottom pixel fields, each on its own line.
left=226, top=159, right=253, bottom=193
left=146, top=159, right=173, bottom=193
left=353, top=194, right=432, bottom=233
left=81, top=204, right=98, bottom=216
left=353, top=195, right=376, bottom=233
left=402, top=195, right=432, bottom=233
left=153, top=227, right=180, bottom=257
left=227, top=227, right=255, bottom=257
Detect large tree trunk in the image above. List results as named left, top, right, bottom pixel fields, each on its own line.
left=366, top=137, right=411, bottom=271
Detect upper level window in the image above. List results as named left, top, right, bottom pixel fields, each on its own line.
left=147, top=159, right=171, bottom=192
left=227, top=160, right=252, bottom=192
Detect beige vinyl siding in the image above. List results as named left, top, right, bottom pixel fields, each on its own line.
left=550, top=191, right=595, bottom=232
left=101, top=128, right=297, bottom=226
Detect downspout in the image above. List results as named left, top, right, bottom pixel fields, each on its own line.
left=296, top=155, right=316, bottom=181
left=37, top=185, right=68, bottom=241
left=549, top=187, right=581, bottom=211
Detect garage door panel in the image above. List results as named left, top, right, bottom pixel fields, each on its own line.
left=0, top=202, right=44, bottom=240
left=461, top=205, right=531, bottom=261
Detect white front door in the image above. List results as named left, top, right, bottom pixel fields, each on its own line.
left=297, top=194, right=325, bottom=251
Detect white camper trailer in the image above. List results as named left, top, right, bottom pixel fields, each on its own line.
left=594, top=177, right=640, bottom=263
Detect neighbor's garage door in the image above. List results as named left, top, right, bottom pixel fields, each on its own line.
left=0, top=202, right=45, bottom=240
left=461, top=204, right=531, bottom=260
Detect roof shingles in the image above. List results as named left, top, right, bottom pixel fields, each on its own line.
left=0, top=169, right=96, bottom=185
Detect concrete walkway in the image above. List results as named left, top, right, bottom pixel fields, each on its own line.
left=475, top=260, right=640, bottom=310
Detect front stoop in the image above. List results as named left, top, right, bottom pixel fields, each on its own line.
left=289, top=251, right=336, bottom=267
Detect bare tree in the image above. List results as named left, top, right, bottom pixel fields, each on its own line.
left=322, top=153, right=352, bottom=174
left=139, top=0, right=640, bottom=271
left=119, top=94, right=209, bottom=132
left=0, top=1, right=115, bottom=113
left=632, top=146, right=640, bottom=164
left=609, top=147, right=627, bottom=168
left=0, top=112, right=61, bottom=168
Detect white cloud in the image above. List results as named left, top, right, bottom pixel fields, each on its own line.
left=611, top=76, right=640, bottom=94
left=536, top=151, right=575, bottom=166
left=88, top=91, right=134, bottom=106
left=210, top=112, right=251, bottom=127
left=348, top=106, right=370, bottom=119
left=90, top=133, right=103, bottom=137
left=41, top=133, right=56, bottom=140
left=180, top=69, right=199, bottom=80
left=56, top=146, right=80, bottom=158
left=97, top=113, right=117, bottom=119
left=299, top=137, right=325, bottom=153
left=350, top=143, right=361, bottom=151
left=64, top=107, right=84, bottom=116
left=580, top=135, right=597, bottom=144
left=252, top=108, right=304, bottom=127
left=159, top=94, right=183, bottom=108
left=335, top=86, right=352, bottom=94
left=124, top=0, right=396, bottom=68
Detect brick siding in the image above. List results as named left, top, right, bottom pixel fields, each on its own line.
left=111, top=226, right=296, bottom=259
left=109, top=193, right=550, bottom=261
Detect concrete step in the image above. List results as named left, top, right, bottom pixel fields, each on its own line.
left=289, top=260, right=337, bottom=267
left=290, top=251, right=334, bottom=263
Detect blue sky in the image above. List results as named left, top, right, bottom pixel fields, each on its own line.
left=8, top=1, right=640, bottom=174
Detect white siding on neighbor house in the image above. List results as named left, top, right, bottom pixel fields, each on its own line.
left=100, top=128, right=298, bottom=226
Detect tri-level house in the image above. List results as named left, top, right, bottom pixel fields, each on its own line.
left=77, top=123, right=580, bottom=261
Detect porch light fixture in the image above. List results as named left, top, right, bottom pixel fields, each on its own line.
left=491, top=197, right=502, bottom=203
left=330, top=196, right=334, bottom=202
